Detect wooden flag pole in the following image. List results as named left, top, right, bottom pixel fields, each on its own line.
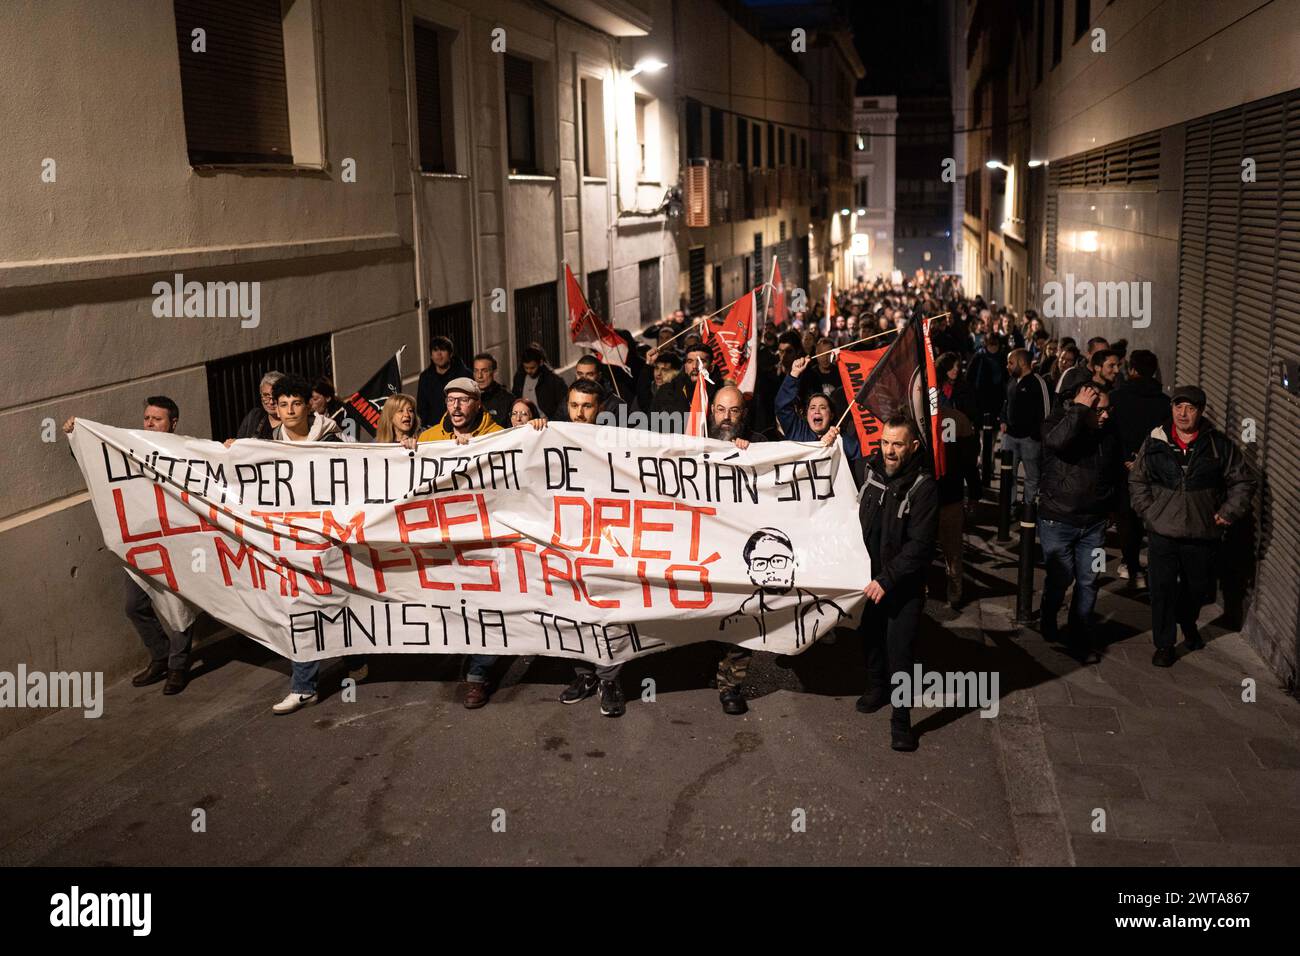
left=808, top=313, right=949, bottom=361
left=827, top=313, right=950, bottom=431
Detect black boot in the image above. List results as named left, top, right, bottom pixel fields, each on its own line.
left=1151, top=646, right=1176, bottom=667
left=719, top=688, right=748, bottom=715
left=856, top=687, right=890, bottom=714
left=132, top=660, right=168, bottom=687
left=890, top=707, right=917, bottom=752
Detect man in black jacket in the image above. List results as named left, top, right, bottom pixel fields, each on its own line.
left=471, top=352, right=516, bottom=428
left=853, top=414, right=939, bottom=752
left=1001, top=348, right=1053, bottom=509
left=512, top=346, right=567, bottom=420
left=1129, top=385, right=1255, bottom=667
left=1037, top=384, right=1123, bottom=663
left=967, top=333, right=1008, bottom=430
left=1108, top=350, right=1170, bottom=584
left=416, top=336, right=471, bottom=427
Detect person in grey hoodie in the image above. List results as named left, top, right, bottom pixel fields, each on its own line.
left=1128, top=385, right=1255, bottom=667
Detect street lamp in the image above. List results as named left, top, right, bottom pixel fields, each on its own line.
left=839, top=207, right=851, bottom=216
left=986, top=159, right=1010, bottom=171
left=629, top=57, right=667, bottom=78
left=1028, top=159, right=1047, bottom=168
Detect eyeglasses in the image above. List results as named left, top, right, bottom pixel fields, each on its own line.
left=750, top=555, right=791, bottom=571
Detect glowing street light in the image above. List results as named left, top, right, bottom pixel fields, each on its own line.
left=629, top=57, right=667, bottom=78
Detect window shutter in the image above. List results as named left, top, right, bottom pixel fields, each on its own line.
left=1175, top=118, right=1210, bottom=387
left=173, top=0, right=292, bottom=165
left=414, top=24, right=447, bottom=173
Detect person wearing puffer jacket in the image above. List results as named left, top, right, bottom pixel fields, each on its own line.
left=1128, top=385, right=1255, bottom=668
left=775, top=357, right=861, bottom=459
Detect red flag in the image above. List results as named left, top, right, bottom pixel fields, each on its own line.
left=767, top=258, right=788, bottom=326
left=686, top=365, right=711, bottom=438
left=565, top=264, right=627, bottom=368
left=835, top=347, right=888, bottom=453
left=922, top=318, right=948, bottom=478
left=708, top=291, right=758, bottom=393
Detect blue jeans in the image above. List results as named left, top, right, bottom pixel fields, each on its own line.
left=291, top=660, right=319, bottom=694
left=1003, top=434, right=1041, bottom=504
left=1038, top=518, right=1106, bottom=647
left=466, top=655, right=497, bottom=683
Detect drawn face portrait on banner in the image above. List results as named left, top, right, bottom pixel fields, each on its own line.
left=744, top=529, right=796, bottom=593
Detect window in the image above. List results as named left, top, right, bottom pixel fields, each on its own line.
left=778, top=128, right=786, bottom=165
left=414, top=23, right=455, bottom=173
left=586, top=270, right=609, bottom=321
left=687, top=249, right=705, bottom=316
left=751, top=123, right=762, bottom=168
left=426, top=301, right=475, bottom=366
left=635, top=94, right=658, bottom=180
left=1074, top=0, right=1090, bottom=41
left=709, top=106, right=724, bottom=161
left=580, top=76, right=607, bottom=177
left=639, top=258, right=661, bottom=327
left=737, top=117, right=748, bottom=166
left=855, top=177, right=870, bottom=209
left=1052, top=0, right=1064, bottom=66
left=174, top=0, right=322, bottom=166
left=206, top=333, right=331, bottom=440
left=857, top=129, right=871, bottom=152
left=801, top=136, right=807, bottom=169
left=504, top=54, right=539, bottom=174
left=767, top=125, right=775, bottom=169
left=685, top=99, right=702, bottom=159
left=514, top=282, right=559, bottom=366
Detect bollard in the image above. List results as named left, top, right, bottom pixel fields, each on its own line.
left=980, top=424, right=995, bottom=488
left=996, top=447, right=1013, bottom=541
left=1015, top=501, right=1037, bottom=624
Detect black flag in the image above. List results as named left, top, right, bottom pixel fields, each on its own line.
left=337, top=348, right=404, bottom=438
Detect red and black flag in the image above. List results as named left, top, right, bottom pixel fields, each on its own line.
left=339, top=347, right=404, bottom=438
left=841, top=317, right=947, bottom=477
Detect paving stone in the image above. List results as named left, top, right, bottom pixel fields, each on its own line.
left=1052, top=761, right=1146, bottom=800
left=1071, top=836, right=1179, bottom=866
left=1041, top=728, right=1078, bottom=763
left=1204, top=803, right=1300, bottom=845
left=1173, top=841, right=1300, bottom=865
left=1136, top=765, right=1246, bottom=804
left=1111, top=704, right=1206, bottom=736
left=1227, top=768, right=1300, bottom=806
left=1247, top=737, right=1300, bottom=770
left=1072, top=731, right=1171, bottom=767
left=1037, top=704, right=1122, bottom=734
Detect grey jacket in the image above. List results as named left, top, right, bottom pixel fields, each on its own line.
left=1128, top=423, right=1254, bottom=541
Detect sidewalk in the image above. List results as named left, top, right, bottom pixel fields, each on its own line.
left=965, top=511, right=1300, bottom=865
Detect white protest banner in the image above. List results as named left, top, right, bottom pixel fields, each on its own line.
left=68, top=421, right=869, bottom=666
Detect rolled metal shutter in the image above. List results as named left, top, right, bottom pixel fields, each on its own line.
left=1175, top=120, right=1209, bottom=386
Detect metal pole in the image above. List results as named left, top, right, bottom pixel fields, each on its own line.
left=981, top=421, right=995, bottom=488
left=996, top=447, right=1013, bottom=541
left=1015, top=501, right=1037, bottom=623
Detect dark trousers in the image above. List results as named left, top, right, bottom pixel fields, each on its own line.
left=123, top=575, right=192, bottom=671
left=575, top=660, right=623, bottom=682
left=858, top=592, right=922, bottom=725
left=1148, top=533, right=1216, bottom=649
left=715, top=645, right=752, bottom=692
left=1115, top=486, right=1144, bottom=573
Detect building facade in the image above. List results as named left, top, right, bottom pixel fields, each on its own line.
left=962, top=0, right=1300, bottom=686
left=850, top=95, right=898, bottom=279
left=0, top=0, right=857, bottom=737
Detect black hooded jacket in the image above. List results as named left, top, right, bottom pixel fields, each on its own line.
left=852, top=450, right=939, bottom=599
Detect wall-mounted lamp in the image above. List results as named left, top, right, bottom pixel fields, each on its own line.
left=839, top=207, right=851, bottom=216
left=1027, top=159, right=1047, bottom=168
left=628, top=57, right=667, bottom=78
left=985, top=160, right=1009, bottom=171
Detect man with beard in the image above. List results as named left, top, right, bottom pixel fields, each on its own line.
left=853, top=414, right=939, bottom=752
left=416, top=378, right=504, bottom=707
left=776, top=357, right=861, bottom=459
left=708, top=386, right=766, bottom=713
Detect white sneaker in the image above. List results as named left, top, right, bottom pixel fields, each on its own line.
left=1134, top=571, right=1148, bottom=589
left=273, top=691, right=318, bottom=715
left=1117, top=564, right=1131, bottom=580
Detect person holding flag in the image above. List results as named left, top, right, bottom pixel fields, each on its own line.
left=776, top=357, right=860, bottom=457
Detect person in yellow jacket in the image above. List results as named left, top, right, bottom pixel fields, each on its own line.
left=416, top=377, right=504, bottom=444
left=413, top=377, right=503, bottom=705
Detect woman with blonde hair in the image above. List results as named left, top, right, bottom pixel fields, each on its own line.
left=375, top=393, right=420, bottom=443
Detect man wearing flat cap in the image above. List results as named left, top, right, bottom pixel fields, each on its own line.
left=416, top=377, right=504, bottom=705
left=1128, top=384, right=1255, bottom=667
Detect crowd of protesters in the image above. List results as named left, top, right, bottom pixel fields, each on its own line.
left=64, top=270, right=1255, bottom=753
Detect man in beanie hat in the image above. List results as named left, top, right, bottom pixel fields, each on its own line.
left=1129, top=384, right=1255, bottom=667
